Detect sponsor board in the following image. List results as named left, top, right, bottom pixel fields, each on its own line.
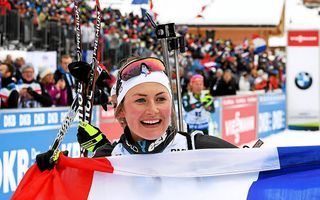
left=288, top=30, right=319, bottom=46
left=287, top=30, right=320, bottom=130
left=258, top=92, right=286, bottom=138
left=221, top=95, right=258, bottom=146
left=0, top=107, right=97, bottom=199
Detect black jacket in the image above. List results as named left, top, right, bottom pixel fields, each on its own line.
left=93, top=128, right=237, bottom=157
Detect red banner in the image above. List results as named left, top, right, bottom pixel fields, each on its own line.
left=288, top=30, right=319, bottom=46
left=221, top=95, right=258, bottom=146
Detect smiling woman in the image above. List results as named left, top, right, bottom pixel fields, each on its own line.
left=36, top=56, right=237, bottom=171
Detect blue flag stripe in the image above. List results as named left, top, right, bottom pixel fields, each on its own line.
left=247, top=146, right=320, bottom=200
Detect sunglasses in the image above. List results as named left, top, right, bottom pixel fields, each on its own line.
left=116, top=57, right=166, bottom=95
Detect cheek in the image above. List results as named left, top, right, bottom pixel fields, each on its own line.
left=123, top=104, right=143, bottom=123
left=162, top=105, right=172, bottom=117
left=159, top=102, right=172, bottom=123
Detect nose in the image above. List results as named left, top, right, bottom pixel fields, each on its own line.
left=145, top=100, right=159, bottom=115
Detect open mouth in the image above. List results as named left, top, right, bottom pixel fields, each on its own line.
left=141, top=119, right=161, bottom=125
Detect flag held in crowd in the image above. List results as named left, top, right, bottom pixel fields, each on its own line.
left=12, top=146, right=320, bottom=200
left=252, top=34, right=267, bottom=54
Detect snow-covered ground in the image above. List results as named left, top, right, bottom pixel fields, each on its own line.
left=250, top=129, right=320, bottom=147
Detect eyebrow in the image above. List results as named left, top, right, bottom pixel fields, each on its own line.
left=132, top=92, right=166, bottom=97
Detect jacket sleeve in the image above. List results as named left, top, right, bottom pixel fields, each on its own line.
left=7, top=90, right=19, bottom=108
left=93, top=142, right=116, bottom=157
left=194, top=134, right=238, bottom=149
left=182, top=94, right=202, bottom=112
left=29, top=83, right=53, bottom=107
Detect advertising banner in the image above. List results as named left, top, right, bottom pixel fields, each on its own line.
left=221, top=95, right=258, bottom=146
left=0, top=107, right=97, bottom=199
left=258, top=92, right=286, bottom=138
left=99, top=105, right=123, bottom=142
left=287, top=30, right=320, bottom=130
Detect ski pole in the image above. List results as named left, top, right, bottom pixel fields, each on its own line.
left=145, top=12, right=179, bottom=130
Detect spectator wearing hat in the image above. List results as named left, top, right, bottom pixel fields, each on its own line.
left=182, top=74, right=215, bottom=135
left=39, top=66, right=67, bottom=106
left=17, top=64, right=52, bottom=108
left=0, top=63, right=19, bottom=108
left=254, top=69, right=269, bottom=91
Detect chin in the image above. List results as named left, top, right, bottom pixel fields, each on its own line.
left=141, top=128, right=166, bottom=140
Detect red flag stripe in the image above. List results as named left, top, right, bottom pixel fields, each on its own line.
left=12, top=153, right=114, bottom=200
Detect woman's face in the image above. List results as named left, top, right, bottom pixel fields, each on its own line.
left=121, top=82, right=172, bottom=141
left=43, top=73, right=54, bottom=84
left=191, top=80, right=204, bottom=95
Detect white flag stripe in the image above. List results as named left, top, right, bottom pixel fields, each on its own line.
left=107, top=148, right=280, bottom=177
left=88, top=148, right=282, bottom=199
left=89, top=171, right=260, bottom=200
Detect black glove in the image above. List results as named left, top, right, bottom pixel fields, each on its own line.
left=77, top=121, right=109, bottom=152
left=27, top=87, right=35, bottom=95
left=36, top=150, right=68, bottom=172
left=94, top=88, right=109, bottom=111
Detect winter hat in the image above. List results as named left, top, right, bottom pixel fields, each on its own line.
left=216, top=68, right=223, bottom=74
left=39, top=67, right=53, bottom=79
left=257, top=69, right=264, bottom=76
left=190, top=74, right=204, bottom=83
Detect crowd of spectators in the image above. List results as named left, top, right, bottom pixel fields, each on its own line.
left=0, top=0, right=286, bottom=109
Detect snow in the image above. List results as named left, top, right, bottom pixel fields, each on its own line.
left=97, top=0, right=285, bottom=26
left=286, top=0, right=320, bottom=30
left=248, top=129, right=320, bottom=147
left=153, top=0, right=284, bottom=26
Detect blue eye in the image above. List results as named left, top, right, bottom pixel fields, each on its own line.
left=135, top=98, right=146, bottom=103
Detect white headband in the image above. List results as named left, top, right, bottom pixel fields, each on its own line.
left=116, top=71, right=172, bottom=106
left=110, top=84, right=117, bottom=96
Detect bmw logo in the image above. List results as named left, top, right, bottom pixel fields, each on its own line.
left=295, top=72, right=312, bottom=90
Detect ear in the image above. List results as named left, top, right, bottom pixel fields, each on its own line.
left=117, top=108, right=125, bottom=118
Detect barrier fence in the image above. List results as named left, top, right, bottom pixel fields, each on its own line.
left=0, top=8, right=132, bottom=66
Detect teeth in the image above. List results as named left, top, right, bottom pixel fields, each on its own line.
left=142, top=120, right=160, bottom=124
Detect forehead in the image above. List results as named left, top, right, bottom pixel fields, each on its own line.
left=126, top=82, right=170, bottom=96
left=23, top=67, right=34, bottom=72
left=61, top=57, right=72, bottom=63
left=191, top=79, right=204, bottom=84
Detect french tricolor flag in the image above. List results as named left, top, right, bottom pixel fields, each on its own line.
left=12, top=146, right=320, bottom=200
left=252, top=34, right=267, bottom=54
